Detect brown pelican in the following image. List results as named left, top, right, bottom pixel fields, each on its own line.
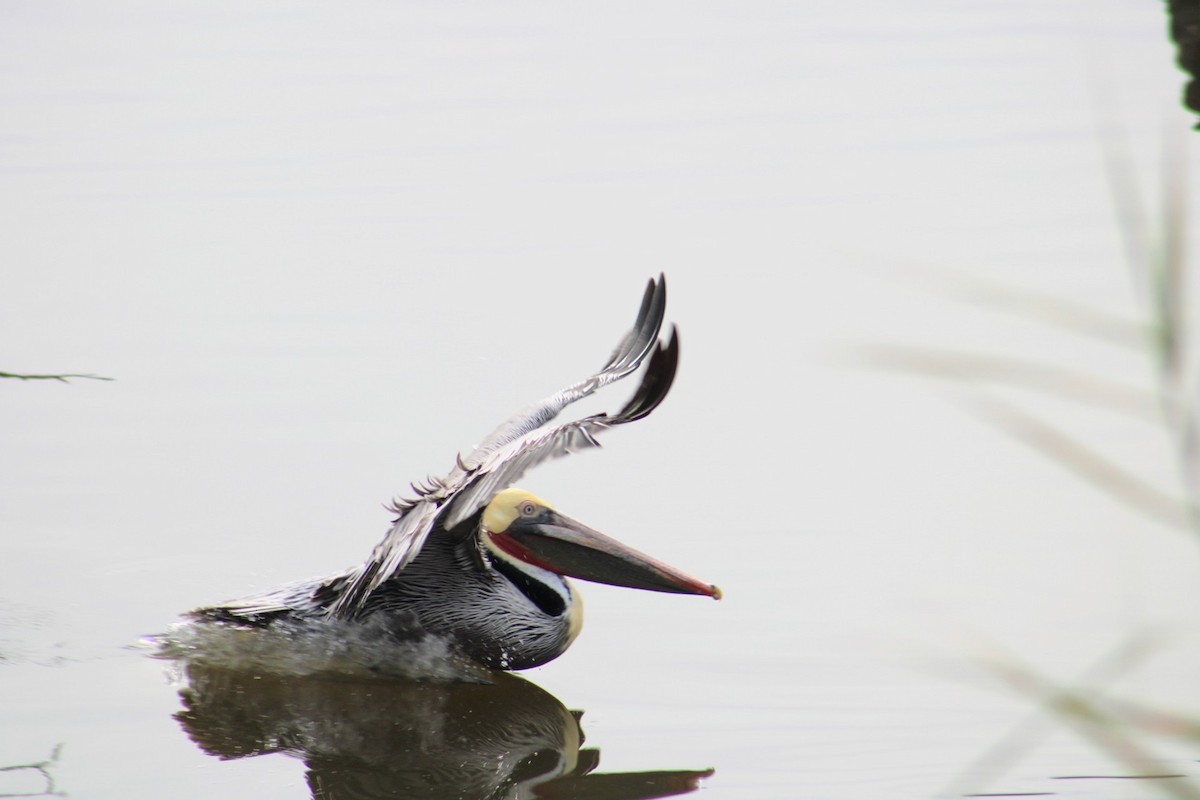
left=189, top=275, right=720, bottom=670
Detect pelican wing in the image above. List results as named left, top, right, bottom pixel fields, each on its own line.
left=323, top=499, right=443, bottom=617
left=318, top=277, right=676, bottom=620
left=443, top=328, right=678, bottom=529
left=460, top=274, right=667, bottom=471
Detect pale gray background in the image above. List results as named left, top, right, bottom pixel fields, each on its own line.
left=3, top=2, right=1199, bottom=797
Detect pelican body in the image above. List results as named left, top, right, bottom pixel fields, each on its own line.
left=190, top=276, right=719, bottom=670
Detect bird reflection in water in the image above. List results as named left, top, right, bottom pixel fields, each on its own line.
left=153, top=275, right=715, bottom=798
left=172, top=662, right=713, bottom=800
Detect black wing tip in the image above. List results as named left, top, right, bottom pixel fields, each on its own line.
left=637, top=275, right=668, bottom=354
left=635, top=273, right=667, bottom=329
left=646, top=274, right=667, bottom=339
left=603, top=274, right=668, bottom=374
left=613, top=326, right=679, bottom=424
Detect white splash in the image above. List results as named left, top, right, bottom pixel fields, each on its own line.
left=144, top=617, right=493, bottom=683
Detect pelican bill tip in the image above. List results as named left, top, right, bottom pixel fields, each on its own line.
left=709, top=584, right=723, bottom=601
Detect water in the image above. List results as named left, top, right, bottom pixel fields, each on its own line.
left=3, top=2, right=1199, bottom=797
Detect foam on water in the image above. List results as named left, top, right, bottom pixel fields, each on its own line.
left=146, top=617, right=493, bottom=683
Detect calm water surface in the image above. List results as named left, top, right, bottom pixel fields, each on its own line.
left=3, top=2, right=1200, bottom=798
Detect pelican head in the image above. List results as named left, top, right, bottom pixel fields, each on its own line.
left=480, top=488, right=722, bottom=599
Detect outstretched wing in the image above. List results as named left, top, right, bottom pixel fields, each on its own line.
left=442, top=328, right=678, bottom=529
left=461, top=274, right=667, bottom=470
left=320, top=275, right=675, bottom=619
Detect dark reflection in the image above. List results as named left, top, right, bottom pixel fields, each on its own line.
left=173, top=663, right=712, bottom=800
left=1167, top=0, right=1200, bottom=127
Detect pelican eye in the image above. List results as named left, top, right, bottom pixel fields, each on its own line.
left=519, top=501, right=538, bottom=516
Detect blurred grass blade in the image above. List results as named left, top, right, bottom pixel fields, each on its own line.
left=1097, top=112, right=1153, bottom=299
left=1158, top=125, right=1189, bottom=382
left=967, top=394, right=1188, bottom=530
left=885, top=263, right=1147, bottom=350
left=943, top=635, right=1161, bottom=798
left=847, top=343, right=1157, bottom=421
left=0, top=371, right=113, bottom=382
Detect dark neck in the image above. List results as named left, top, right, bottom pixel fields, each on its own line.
left=483, top=549, right=568, bottom=617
